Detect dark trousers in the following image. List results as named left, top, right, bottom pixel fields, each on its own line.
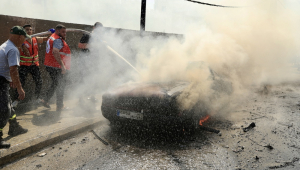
left=44, top=67, right=66, bottom=108
left=14, top=65, right=43, bottom=100
left=0, top=76, right=14, bottom=130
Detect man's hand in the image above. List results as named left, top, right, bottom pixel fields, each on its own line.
left=61, top=66, right=67, bottom=74
left=17, top=87, right=25, bottom=100
left=21, top=44, right=30, bottom=57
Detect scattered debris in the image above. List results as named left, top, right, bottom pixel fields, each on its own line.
left=81, top=137, right=88, bottom=144
left=70, top=142, right=76, bottom=145
left=269, top=157, right=299, bottom=169
left=264, top=144, right=274, bottom=150
left=278, top=122, right=293, bottom=128
left=233, top=146, right=244, bottom=153
left=221, top=145, right=229, bottom=148
left=289, top=145, right=300, bottom=149
left=198, top=126, right=221, bottom=135
left=243, top=122, right=256, bottom=132
left=246, top=137, right=267, bottom=149
left=38, top=152, right=47, bottom=157
left=36, top=164, right=42, bottom=168
left=249, top=116, right=266, bottom=120
left=91, top=130, right=109, bottom=145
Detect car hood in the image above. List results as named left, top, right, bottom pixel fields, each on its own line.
left=104, top=81, right=189, bottom=98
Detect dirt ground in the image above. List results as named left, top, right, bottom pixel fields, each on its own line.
left=3, top=84, right=300, bottom=170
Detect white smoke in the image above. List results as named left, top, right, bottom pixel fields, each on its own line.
left=132, top=0, right=300, bottom=115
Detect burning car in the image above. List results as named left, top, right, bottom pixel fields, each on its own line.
left=101, top=62, right=232, bottom=131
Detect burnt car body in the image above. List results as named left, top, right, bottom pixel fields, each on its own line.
left=101, top=62, right=232, bottom=130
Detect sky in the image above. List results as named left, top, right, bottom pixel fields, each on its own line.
left=1, top=0, right=298, bottom=34
left=0, top=0, right=300, bottom=33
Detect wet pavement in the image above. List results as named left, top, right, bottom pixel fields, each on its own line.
left=3, top=84, right=300, bottom=170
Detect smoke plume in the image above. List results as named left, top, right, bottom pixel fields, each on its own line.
left=132, top=0, right=300, bottom=115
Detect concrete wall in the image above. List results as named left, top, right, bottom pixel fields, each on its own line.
left=0, top=15, right=182, bottom=104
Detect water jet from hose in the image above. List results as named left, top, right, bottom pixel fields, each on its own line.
left=30, top=28, right=140, bottom=75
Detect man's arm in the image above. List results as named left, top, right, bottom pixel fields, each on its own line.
left=52, top=39, right=66, bottom=74
left=52, top=47, right=66, bottom=74
left=7, top=49, right=25, bottom=100
left=10, top=66, right=25, bottom=100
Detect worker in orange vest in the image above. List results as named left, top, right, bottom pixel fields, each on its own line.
left=43, top=24, right=71, bottom=112
left=12, top=24, right=49, bottom=108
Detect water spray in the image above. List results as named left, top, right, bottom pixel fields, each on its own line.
left=30, top=28, right=140, bottom=75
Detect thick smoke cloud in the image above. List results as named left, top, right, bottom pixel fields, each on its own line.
left=133, top=0, right=300, bottom=115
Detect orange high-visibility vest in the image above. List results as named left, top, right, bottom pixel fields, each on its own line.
left=44, top=33, right=71, bottom=70
left=19, top=37, right=39, bottom=66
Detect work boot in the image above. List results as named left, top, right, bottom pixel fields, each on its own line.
left=8, top=119, right=28, bottom=137
left=0, top=131, right=10, bottom=149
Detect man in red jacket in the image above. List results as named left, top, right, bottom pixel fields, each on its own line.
left=12, top=24, right=48, bottom=108
left=43, top=24, right=71, bottom=112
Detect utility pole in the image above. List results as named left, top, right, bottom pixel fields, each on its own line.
left=140, top=0, right=146, bottom=32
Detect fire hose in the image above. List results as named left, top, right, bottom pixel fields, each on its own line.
left=30, top=28, right=141, bottom=74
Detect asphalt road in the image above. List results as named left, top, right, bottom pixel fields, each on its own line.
left=3, top=84, right=300, bottom=170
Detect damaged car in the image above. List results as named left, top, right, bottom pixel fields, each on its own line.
left=101, top=61, right=232, bottom=131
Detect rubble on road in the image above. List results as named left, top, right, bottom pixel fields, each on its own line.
left=243, top=122, right=256, bottom=132
left=268, top=157, right=299, bottom=169
left=37, top=152, right=47, bottom=157
left=264, top=144, right=274, bottom=150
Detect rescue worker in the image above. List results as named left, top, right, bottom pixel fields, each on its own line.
left=0, top=26, right=29, bottom=149
left=77, top=22, right=103, bottom=106
left=12, top=24, right=49, bottom=107
left=43, top=24, right=71, bottom=112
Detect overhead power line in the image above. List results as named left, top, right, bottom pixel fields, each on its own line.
left=186, top=0, right=238, bottom=8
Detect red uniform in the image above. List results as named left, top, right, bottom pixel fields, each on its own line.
left=19, top=37, right=39, bottom=66
left=44, top=33, right=71, bottom=70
